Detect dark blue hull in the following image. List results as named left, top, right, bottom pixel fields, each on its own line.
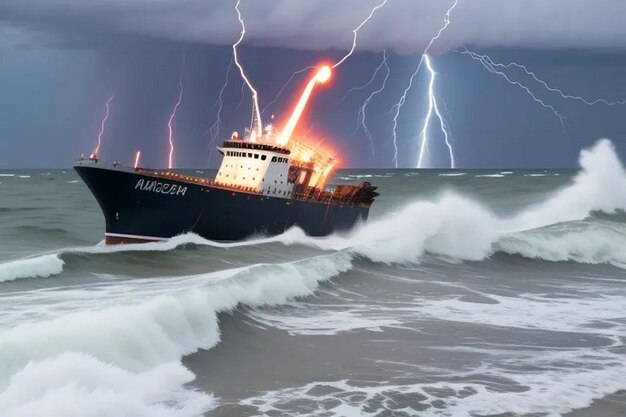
left=75, top=165, right=370, bottom=244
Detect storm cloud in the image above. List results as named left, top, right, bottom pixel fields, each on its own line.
left=1, top=0, right=626, bottom=53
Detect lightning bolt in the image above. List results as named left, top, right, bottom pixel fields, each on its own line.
left=167, top=56, right=185, bottom=169
left=389, top=0, right=458, bottom=167
left=417, top=55, right=454, bottom=168
left=339, top=50, right=388, bottom=104
left=457, top=48, right=566, bottom=129
left=333, top=0, right=388, bottom=69
left=234, top=0, right=262, bottom=139
left=261, top=66, right=315, bottom=116
left=206, top=55, right=233, bottom=160
left=352, top=50, right=390, bottom=157
left=235, top=80, right=247, bottom=109
left=462, top=49, right=626, bottom=107
left=92, top=91, right=115, bottom=158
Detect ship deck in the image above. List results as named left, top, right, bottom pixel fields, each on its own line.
left=134, top=168, right=370, bottom=208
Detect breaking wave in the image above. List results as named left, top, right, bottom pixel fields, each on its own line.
left=1, top=139, right=625, bottom=287
left=1, top=139, right=626, bottom=416
left=0, top=252, right=352, bottom=415
left=280, top=138, right=626, bottom=266
left=0, top=255, right=64, bottom=283
left=0, top=354, right=215, bottom=417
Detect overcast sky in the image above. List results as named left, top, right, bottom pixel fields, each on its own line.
left=1, top=0, right=625, bottom=168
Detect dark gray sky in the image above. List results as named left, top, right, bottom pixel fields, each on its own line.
left=0, top=0, right=625, bottom=168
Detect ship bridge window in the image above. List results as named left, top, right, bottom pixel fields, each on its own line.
left=254, top=154, right=259, bottom=159
left=261, top=155, right=267, bottom=161
left=271, top=156, right=277, bottom=162
left=248, top=153, right=253, bottom=157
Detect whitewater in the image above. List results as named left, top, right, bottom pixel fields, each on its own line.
left=0, top=139, right=625, bottom=416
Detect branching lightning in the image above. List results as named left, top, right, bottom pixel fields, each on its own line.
left=207, top=55, right=234, bottom=155
left=339, top=50, right=388, bottom=105
left=93, top=91, right=116, bottom=158
left=417, top=55, right=454, bottom=168
left=233, top=0, right=262, bottom=139
left=456, top=48, right=566, bottom=129
left=333, top=0, right=388, bottom=69
left=353, top=50, right=390, bottom=157
left=390, top=0, right=458, bottom=168
left=460, top=49, right=626, bottom=107
left=261, top=66, right=315, bottom=116
left=167, top=56, right=185, bottom=169
left=235, top=80, right=247, bottom=109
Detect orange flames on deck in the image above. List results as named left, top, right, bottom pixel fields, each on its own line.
left=105, top=62, right=338, bottom=190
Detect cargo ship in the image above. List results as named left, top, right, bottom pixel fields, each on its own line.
left=75, top=65, right=377, bottom=244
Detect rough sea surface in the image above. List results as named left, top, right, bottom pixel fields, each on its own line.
left=0, top=139, right=625, bottom=417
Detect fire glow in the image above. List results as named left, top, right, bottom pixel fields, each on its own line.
left=134, top=150, right=142, bottom=169
left=277, top=65, right=332, bottom=146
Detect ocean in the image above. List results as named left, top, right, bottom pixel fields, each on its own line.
left=0, top=139, right=625, bottom=417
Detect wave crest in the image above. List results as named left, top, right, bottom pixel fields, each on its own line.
left=0, top=353, right=215, bottom=417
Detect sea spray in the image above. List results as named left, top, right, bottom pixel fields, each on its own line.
left=2, top=139, right=626, bottom=282
left=0, top=353, right=215, bottom=417
left=0, top=255, right=64, bottom=283
left=0, top=252, right=353, bottom=387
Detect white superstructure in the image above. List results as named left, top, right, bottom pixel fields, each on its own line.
left=215, top=140, right=295, bottom=197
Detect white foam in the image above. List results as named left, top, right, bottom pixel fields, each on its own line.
left=438, top=172, right=467, bottom=177
left=17, top=175, right=30, bottom=179
left=0, top=252, right=352, bottom=387
left=278, top=139, right=626, bottom=267
left=0, top=174, right=14, bottom=177
left=5, top=139, right=626, bottom=287
left=0, top=255, right=64, bottom=283
left=498, top=221, right=626, bottom=267
left=240, top=363, right=626, bottom=417
left=0, top=233, right=280, bottom=283
left=475, top=174, right=504, bottom=178
left=418, top=292, right=626, bottom=333
left=66, top=180, right=79, bottom=184
left=0, top=353, right=215, bottom=417
left=250, top=304, right=401, bottom=335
